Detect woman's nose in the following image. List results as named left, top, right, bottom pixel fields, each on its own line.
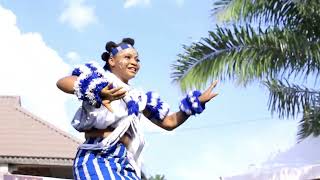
left=130, top=58, right=139, bottom=65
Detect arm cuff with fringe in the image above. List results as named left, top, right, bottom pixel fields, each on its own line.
left=179, top=90, right=205, bottom=115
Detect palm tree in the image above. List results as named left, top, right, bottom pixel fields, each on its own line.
left=147, top=174, right=166, bottom=180
left=171, top=0, right=320, bottom=141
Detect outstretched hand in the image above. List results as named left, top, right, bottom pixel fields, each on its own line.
left=100, top=83, right=127, bottom=112
left=198, top=80, right=218, bottom=105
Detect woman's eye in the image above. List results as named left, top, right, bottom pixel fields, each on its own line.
left=136, top=59, right=140, bottom=62
left=125, top=56, right=130, bottom=59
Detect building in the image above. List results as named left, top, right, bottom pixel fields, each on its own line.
left=0, top=96, right=81, bottom=179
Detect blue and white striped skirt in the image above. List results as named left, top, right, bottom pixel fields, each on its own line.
left=73, top=137, right=141, bottom=180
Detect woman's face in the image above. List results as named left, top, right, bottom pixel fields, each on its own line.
left=109, top=48, right=140, bottom=83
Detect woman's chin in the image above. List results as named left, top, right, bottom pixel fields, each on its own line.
left=127, top=71, right=138, bottom=78
left=122, top=74, right=136, bottom=83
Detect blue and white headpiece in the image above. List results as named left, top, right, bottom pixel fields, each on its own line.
left=111, top=43, right=134, bottom=57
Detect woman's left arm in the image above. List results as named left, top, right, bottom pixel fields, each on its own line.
left=145, top=81, right=218, bottom=131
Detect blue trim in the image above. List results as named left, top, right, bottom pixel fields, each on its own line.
left=85, top=63, right=98, bottom=72
left=76, top=138, right=95, bottom=180
left=97, top=154, right=112, bottom=179
left=111, top=44, right=132, bottom=56
left=127, top=100, right=139, bottom=116
left=79, top=72, right=101, bottom=101
left=145, top=91, right=168, bottom=121
left=75, top=140, right=140, bottom=180
left=86, top=152, right=99, bottom=180
left=72, top=62, right=104, bottom=77
left=179, top=90, right=205, bottom=115
left=122, top=156, right=139, bottom=180
left=72, top=67, right=82, bottom=76
left=93, top=81, right=108, bottom=106
left=73, top=150, right=81, bottom=180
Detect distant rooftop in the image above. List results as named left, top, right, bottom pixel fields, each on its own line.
left=0, top=96, right=81, bottom=166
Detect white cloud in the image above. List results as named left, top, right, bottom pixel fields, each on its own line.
left=124, top=0, right=151, bottom=8
left=66, top=51, right=81, bottom=62
left=0, top=5, right=75, bottom=134
left=59, top=0, right=97, bottom=31
left=123, top=0, right=184, bottom=8
left=176, top=0, right=184, bottom=7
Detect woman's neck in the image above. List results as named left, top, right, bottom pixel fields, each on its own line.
left=109, top=70, right=129, bottom=84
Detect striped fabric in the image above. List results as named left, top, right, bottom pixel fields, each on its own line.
left=111, top=44, right=133, bottom=57
left=73, top=138, right=140, bottom=180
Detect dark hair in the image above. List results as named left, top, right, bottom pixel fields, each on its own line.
left=101, top=38, right=135, bottom=70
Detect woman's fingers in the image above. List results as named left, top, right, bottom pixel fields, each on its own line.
left=206, top=80, right=218, bottom=93
left=106, top=83, right=113, bottom=89
left=101, top=83, right=113, bottom=92
left=211, top=80, right=218, bottom=88
left=108, top=87, right=123, bottom=94
left=102, top=100, right=113, bottom=112
left=100, top=84, right=113, bottom=96
left=100, top=83, right=118, bottom=95
left=117, top=93, right=126, bottom=99
left=100, top=84, right=127, bottom=101
left=105, top=104, right=113, bottom=112
left=199, top=80, right=219, bottom=103
left=101, top=90, right=126, bottom=112
left=209, top=92, right=219, bottom=99
left=109, top=90, right=127, bottom=101
left=112, top=90, right=127, bottom=97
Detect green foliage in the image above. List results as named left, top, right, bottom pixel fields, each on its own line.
left=213, top=0, right=299, bottom=25
left=147, top=174, right=166, bottom=180
left=172, top=0, right=320, bottom=141
left=298, top=105, right=320, bottom=141
left=264, top=79, right=319, bottom=119
left=172, top=25, right=320, bottom=91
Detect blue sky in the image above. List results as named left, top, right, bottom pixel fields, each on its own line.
left=0, top=0, right=299, bottom=179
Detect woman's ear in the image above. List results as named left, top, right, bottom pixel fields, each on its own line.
left=108, top=57, right=115, bottom=68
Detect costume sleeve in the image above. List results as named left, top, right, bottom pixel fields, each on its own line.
left=144, top=91, right=170, bottom=122
left=71, top=61, right=105, bottom=77
left=179, top=90, right=205, bottom=115
left=71, top=61, right=109, bottom=107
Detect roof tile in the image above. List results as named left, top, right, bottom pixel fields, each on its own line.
left=0, top=96, right=82, bottom=162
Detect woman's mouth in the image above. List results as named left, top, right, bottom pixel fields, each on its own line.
left=127, top=67, right=137, bottom=73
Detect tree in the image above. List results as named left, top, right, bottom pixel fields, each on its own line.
left=147, top=174, right=166, bottom=180
left=171, top=0, right=320, bottom=142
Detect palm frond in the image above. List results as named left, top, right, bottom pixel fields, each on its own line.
left=178, top=0, right=320, bottom=142
left=212, top=0, right=299, bottom=26
left=265, top=79, right=320, bottom=119
left=294, top=1, right=320, bottom=41
left=171, top=25, right=320, bottom=91
left=297, top=105, right=320, bottom=142
left=211, top=0, right=232, bottom=13
left=295, top=0, right=320, bottom=16
left=147, top=175, right=166, bottom=180
left=212, top=0, right=243, bottom=21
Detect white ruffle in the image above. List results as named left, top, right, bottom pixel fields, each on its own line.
left=85, top=77, right=108, bottom=105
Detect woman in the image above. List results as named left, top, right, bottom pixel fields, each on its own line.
left=56, top=38, right=218, bottom=180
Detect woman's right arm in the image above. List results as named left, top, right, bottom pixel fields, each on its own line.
left=56, top=75, right=78, bottom=94
left=56, top=75, right=126, bottom=112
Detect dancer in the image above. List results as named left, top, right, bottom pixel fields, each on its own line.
left=56, top=38, right=218, bottom=180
